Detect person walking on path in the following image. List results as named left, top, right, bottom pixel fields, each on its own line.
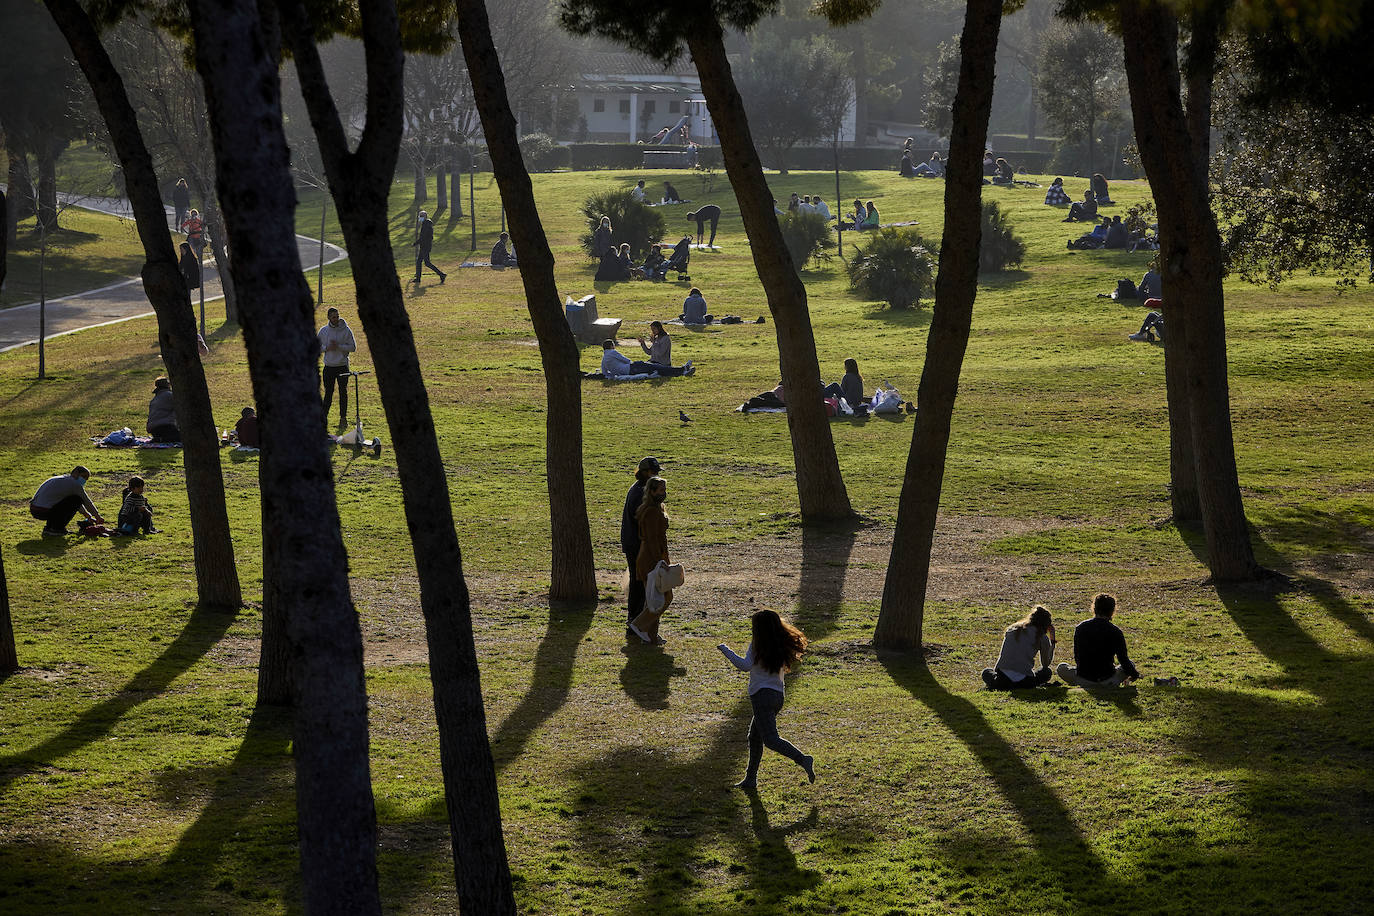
left=29, top=466, right=104, bottom=538
left=686, top=204, right=722, bottom=247
left=179, top=242, right=201, bottom=293
left=411, top=210, right=446, bottom=285
left=718, top=609, right=817, bottom=790
left=620, top=456, right=660, bottom=639
left=318, top=307, right=357, bottom=427
left=172, top=179, right=191, bottom=231
left=1057, top=594, right=1140, bottom=688
left=982, top=606, right=1057, bottom=690
left=183, top=208, right=206, bottom=256
left=147, top=376, right=181, bottom=443
left=630, top=475, right=671, bottom=644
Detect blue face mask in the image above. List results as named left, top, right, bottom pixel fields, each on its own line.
left=77, top=476, right=87, bottom=487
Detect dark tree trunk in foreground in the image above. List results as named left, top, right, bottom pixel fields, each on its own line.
left=43, top=0, right=241, bottom=612
left=256, top=464, right=292, bottom=706
left=188, top=1, right=381, bottom=909
left=37, top=146, right=59, bottom=232
left=0, top=189, right=7, bottom=290
left=686, top=22, right=852, bottom=521
left=873, top=0, right=1003, bottom=652
left=455, top=0, right=598, bottom=600
left=281, top=0, right=516, bottom=910
left=1120, top=1, right=1259, bottom=580
left=1, top=546, right=16, bottom=673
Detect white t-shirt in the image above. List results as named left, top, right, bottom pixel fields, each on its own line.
left=719, top=642, right=786, bottom=695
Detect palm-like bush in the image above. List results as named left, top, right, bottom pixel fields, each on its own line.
left=579, top=190, right=666, bottom=259
left=978, top=201, right=1026, bottom=273
left=778, top=210, right=834, bottom=269
left=847, top=227, right=936, bottom=309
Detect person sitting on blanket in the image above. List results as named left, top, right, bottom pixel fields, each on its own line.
left=822, top=358, right=866, bottom=408
left=600, top=339, right=692, bottom=377
left=982, top=150, right=996, bottom=175
left=860, top=201, right=880, bottom=229
left=663, top=181, right=683, bottom=203
left=595, top=246, right=628, bottom=281
left=29, top=466, right=104, bottom=538
left=1064, top=188, right=1098, bottom=222
left=491, top=231, right=517, bottom=267
left=681, top=287, right=711, bottom=324
left=235, top=406, right=261, bottom=449
left=637, top=321, right=695, bottom=376
left=992, top=157, right=1015, bottom=184
left=913, top=151, right=944, bottom=177
left=813, top=196, right=833, bottom=221
left=642, top=245, right=666, bottom=279
left=1138, top=268, right=1161, bottom=300
left=147, top=376, right=181, bottom=443
left=1129, top=303, right=1165, bottom=342
left=1090, top=172, right=1114, bottom=205
left=1044, top=177, right=1071, bottom=205
left=900, top=150, right=916, bottom=177
left=1103, top=215, right=1131, bottom=250
left=617, top=243, right=641, bottom=279
left=741, top=383, right=787, bottom=411
left=631, top=179, right=647, bottom=203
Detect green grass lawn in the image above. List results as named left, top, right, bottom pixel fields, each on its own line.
left=1, top=167, right=1372, bottom=915
left=1, top=207, right=146, bottom=308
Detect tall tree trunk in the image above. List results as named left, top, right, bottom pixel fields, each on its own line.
left=0, top=189, right=8, bottom=290
left=1120, top=0, right=1260, bottom=581
left=873, top=0, right=1003, bottom=652
left=187, top=1, right=382, bottom=910
left=686, top=22, right=852, bottom=521
left=7, top=144, right=33, bottom=236
left=454, top=0, right=598, bottom=600
left=413, top=161, right=426, bottom=203
left=0, top=546, right=16, bottom=673
left=256, top=468, right=292, bottom=706
left=450, top=158, right=464, bottom=220
left=42, top=0, right=241, bottom=612
left=281, top=1, right=516, bottom=911
left=436, top=167, right=448, bottom=213
left=195, top=183, right=238, bottom=324
left=37, top=146, right=59, bottom=233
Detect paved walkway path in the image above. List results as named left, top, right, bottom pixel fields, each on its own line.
left=0, top=192, right=348, bottom=353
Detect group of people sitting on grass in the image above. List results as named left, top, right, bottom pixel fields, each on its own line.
left=982, top=593, right=1141, bottom=690
left=630, top=179, right=685, bottom=205
left=838, top=199, right=881, bottom=231
left=598, top=321, right=696, bottom=378
left=594, top=221, right=692, bottom=282
left=27, top=466, right=158, bottom=538
left=1049, top=173, right=1115, bottom=213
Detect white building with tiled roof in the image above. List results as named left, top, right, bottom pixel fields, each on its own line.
left=568, top=50, right=715, bottom=143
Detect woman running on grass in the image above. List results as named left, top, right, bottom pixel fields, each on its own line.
left=718, top=609, right=816, bottom=790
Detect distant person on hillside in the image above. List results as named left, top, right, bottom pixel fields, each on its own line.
left=913, top=151, right=944, bottom=177
left=993, top=157, right=1014, bottom=184
left=172, top=178, right=191, bottom=231
left=799, top=196, right=816, bottom=215
left=1044, top=177, right=1071, bottom=205
left=788, top=192, right=801, bottom=212
left=681, top=287, right=710, bottom=325
left=1090, top=173, right=1113, bottom=205
left=183, top=208, right=206, bottom=256
left=860, top=201, right=880, bottom=229
left=147, top=376, right=181, bottom=443
left=235, top=406, right=261, bottom=449
left=1104, top=215, right=1130, bottom=250
left=981, top=605, right=1056, bottom=690
left=718, top=609, right=817, bottom=789
left=179, top=241, right=200, bottom=293
left=663, top=181, right=683, bottom=203
left=491, top=231, right=517, bottom=267
left=642, top=245, right=666, bottom=279
left=631, top=179, right=647, bottom=203
left=812, top=196, right=833, bottom=221
left=29, top=466, right=103, bottom=538
left=637, top=320, right=695, bottom=376
left=411, top=210, right=446, bottom=284
left=899, top=150, right=917, bottom=177
left=687, top=204, right=722, bottom=246
left=318, top=307, right=357, bottom=427
left=982, top=150, right=997, bottom=175
left=1138, top=268, right=1161, bottom=300
left=1056, top=593, right=1139, bottom=688
left=1064, top=189, right=1098, bottom=222
left=593, top=216, right=614, bottom=257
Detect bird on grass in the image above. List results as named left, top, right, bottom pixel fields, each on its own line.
left=679, top=410, right=692, bottom=423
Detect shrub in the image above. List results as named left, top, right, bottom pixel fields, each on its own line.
left=579, top=189, right=667, bottom=260
left=778, top=210, right=834, bottom=269
left=847, top=227, right=936, bottom=309
left=978, top=201, right=1026, bottom=273
left=518, top=133, right=569, bottom=172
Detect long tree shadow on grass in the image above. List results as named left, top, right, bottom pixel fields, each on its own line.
left=489, top=599, right=596, bottom=773
left=796, top=519, right=861, bottom=638
left=878, top=652, right=1123, bottom=912
left=619, top=644, right=687, bottom=710
left=0, top=602, right=236, bottom=795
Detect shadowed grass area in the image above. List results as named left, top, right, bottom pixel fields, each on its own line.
left=0, top=209, right=146, bottom=308
left=0, top=167, right=1371, bottom=914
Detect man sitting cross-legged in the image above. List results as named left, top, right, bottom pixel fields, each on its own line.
left=1057, top=593, right=1140, bottom=688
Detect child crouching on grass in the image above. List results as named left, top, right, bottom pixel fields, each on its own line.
left=718, top=609, right=816, bottom=790
left=117, top=476, right=156, bottom=535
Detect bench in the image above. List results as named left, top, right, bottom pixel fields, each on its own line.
left=564, top=294, right=622, bottom=345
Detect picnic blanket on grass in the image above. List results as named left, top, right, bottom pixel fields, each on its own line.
left=583, top=371, right=661, bottom=381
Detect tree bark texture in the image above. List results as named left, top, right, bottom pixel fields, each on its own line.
left=1119, top=0, right=1259, bottom=580
left=0, top=546, right=16, bottom=673
left=256, top=453, right=292, bottom=706
left=872, top=0, right=1003, bottom=652
left=37, top=146, right=59, bottom=232
left=187, top=1, right=382, bottom=910
left=43, top=0, right=242, bottom=612
left=0, top=189, right=7, bottom=290
left=451, top=160, right=464, bottom=219
left=455, top=0, right=598, bottom=600
left=194, top=179, right=239, bottom=325
left=414, top=162, right=426, bottom=203
left=686, top=22, right=853, bottom=521
left=436, top=167, right=448, bottom=213
left=280, top=0, right=516, bottom=910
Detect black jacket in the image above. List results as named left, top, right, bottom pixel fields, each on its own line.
left=416, top=218, right=435, bottom=252
left=620, top=480, right=646, bottom=554
left=1073, top=616, right=1139, bottom=682
left=180, top=248, right=201, bottom=290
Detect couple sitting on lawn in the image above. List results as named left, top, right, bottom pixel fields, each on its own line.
left=599, top=322, right=695, bottom=378
left=982, top=593, right=1141, bottom=691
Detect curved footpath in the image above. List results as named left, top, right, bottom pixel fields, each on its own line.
left=0, top=192, right=348, bottom=353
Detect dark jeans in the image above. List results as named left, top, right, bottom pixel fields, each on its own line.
left=149, top=423, right=181, bottom=443
left=743, top=688, right=809, bottom=780
left=634, top=360, right=689, bottom=377
left=624, top=549, right=644, bottom=624
left=984, top=667, right=1053, bottom=690
left=695, top=217, right=719, bottom=246
left=322, top=364, right=350, bottom=421
left=415, top=247, right=444, bottom=280
left=1138, top=311, right=1165, bottom=339
left=31, top=495, right=83, bottom=532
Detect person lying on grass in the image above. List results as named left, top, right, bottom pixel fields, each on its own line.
left=598, top=339, right=692, bottom=378
left=1056, top=593, right=1140, bottom=688
left=982, top=605, right=1057, bottom=690
left=718, top=609, right=817, bottom=790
